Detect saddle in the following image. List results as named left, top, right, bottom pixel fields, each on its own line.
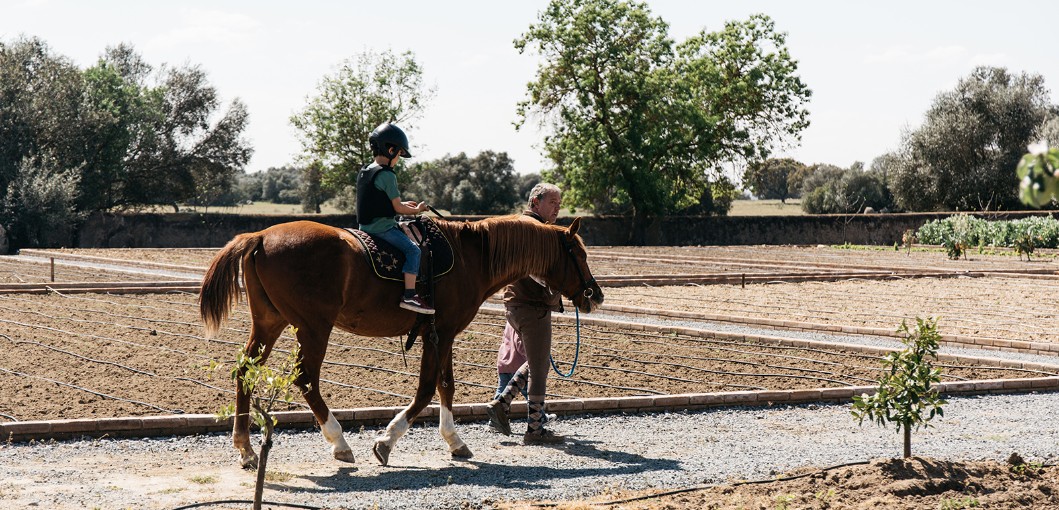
left=346, top=217, right=454, bottom=283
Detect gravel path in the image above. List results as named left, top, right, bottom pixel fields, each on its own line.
left=2, top=393, right=1057, bottom=509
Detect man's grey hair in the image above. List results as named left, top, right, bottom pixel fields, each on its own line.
left=527, top=182, right=561, bottom=205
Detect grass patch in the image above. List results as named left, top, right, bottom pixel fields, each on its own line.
left=265, top=470, right=294, bottom=483
left=188, top=475, right=218, bottom=484
left=728, top=199, right=804, bottom=216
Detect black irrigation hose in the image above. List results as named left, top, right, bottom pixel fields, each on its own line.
left=0, top=330, right=312, bottom=413
left=532, top=460, right=874, bottom=508
left=170, top=500, right=321, bottom=510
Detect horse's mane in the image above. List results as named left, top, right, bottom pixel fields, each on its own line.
left=435, top=215, right=569, bottom=279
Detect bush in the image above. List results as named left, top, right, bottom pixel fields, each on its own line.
left=917, top=215, right=1059, bottom=250
left=0, top=155, right=83, bottom=249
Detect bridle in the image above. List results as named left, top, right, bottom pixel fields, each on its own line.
left=559, top=233, right=596, bottom=302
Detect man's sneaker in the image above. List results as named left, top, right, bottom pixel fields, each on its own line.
left=400, top=294, right=435, bottom=314
left=523, top=428, right=565, bottom=445
left=486, top=400, right=511, bottom=435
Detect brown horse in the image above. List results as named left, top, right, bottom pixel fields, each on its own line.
left=199, top=215, right=603, bottom=467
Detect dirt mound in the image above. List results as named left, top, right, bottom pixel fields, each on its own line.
left=515, top=456, right=1059, bottom=509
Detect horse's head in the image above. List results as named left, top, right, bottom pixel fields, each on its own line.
left=545, top=217, right=604, bottom=313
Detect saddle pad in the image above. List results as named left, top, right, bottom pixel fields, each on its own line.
left=346, top=218, right=454, bottom=283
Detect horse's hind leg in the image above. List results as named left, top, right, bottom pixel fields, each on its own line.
left=294, top=323, right=353, bottom=463
left=233, top=316, right=287, bottom=469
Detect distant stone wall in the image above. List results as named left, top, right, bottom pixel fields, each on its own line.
left=72, top=210, right=1059, bottom=249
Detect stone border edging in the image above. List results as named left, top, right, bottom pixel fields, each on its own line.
left=4, top=377, right=1057, bottom=443
left=4, top=312, right=1057, bottom=443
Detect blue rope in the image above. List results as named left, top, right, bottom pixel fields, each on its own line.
left=549, top=302, right=581, bottom=377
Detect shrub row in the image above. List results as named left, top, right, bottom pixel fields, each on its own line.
left=917, top=215, right=1059, bottom=248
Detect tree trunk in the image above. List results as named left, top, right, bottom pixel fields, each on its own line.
left=254, top=411, right=274, bottom=510
left=903, top=423, right=911, bottom=459
left=629, top=209, right=649, bottom=245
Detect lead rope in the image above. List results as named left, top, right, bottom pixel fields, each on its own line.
left=548, top=299, right=581, bottom=377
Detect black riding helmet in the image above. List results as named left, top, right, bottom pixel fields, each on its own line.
left=369, top=122, right=413, bottom=158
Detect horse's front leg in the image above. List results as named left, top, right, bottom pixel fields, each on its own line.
left=436, top=338, right=472, bottom=459
left=373, top=340, right=441, bottom=466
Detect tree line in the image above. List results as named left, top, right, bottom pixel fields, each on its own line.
left=743, top=67, right=1059, bottom=214
left=5, top=0, right=1056, bottom=250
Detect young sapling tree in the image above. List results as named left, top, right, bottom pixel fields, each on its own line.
left=207, top=328, right=303, bottom=510
left=851, top=317, right=947, bottom=458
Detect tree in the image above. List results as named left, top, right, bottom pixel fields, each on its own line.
left=851, top=317, right=947, bottom=459
left=743, top=158, right=805, bottom=202
left=516, top=172, right=543, bottom=206
left=0, top=155, right=82, bottom=248
left=403, top=151, right=522, bottom=214
left=77, top=46, right=253, bottom=211
left=301, top=161, right=328, bottom=213
left=516, top=1, right=811, bottom=240
left=889, top=66, right=1057, bottom=211
left=799, top=163, right=892, bottom=214
left=258, top=166, right=304, bottom=204
left=209, top=338, right=303, bottom=510
left=290, top=49, right=434, bottom=208
left=0, top=37, right=252, bottom=248
left=0, top=37, right=85, bottom=206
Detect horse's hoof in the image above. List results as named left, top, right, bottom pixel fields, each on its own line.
left=373, top=441, right=391, bottom=466
left=451, top=445, right=473, bottom=459
left=334, top=449, right=355, bottom=463
left=239, top=451, right=259, bottom=470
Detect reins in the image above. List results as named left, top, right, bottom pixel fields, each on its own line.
left=549, top=300, right=581, bottom=377
left=550, top=232, right=594, bottom=378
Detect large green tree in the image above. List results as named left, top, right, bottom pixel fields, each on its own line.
left=743, top=158, right=806, bottom=202
left=0, top=37, right=253, bottom=250
left=403, top=151, right=521, bottom=214
left=516, top=1, right=810, bottom=240
left=0, top=37, right=85, bottom=202
left=888, top=66, right=1057, bottom=211
left=290, top=49, right=434, bottom=207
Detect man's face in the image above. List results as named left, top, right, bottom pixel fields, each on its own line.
left=534, top=191, right=562, bottom=223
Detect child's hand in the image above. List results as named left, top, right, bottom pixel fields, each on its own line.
left=416, top=201, right=429, bottom=212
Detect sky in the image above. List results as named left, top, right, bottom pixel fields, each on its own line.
left=3, top=0, right=1057, bottom=180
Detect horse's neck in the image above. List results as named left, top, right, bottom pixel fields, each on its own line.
left=450, top=218, right=559, bottom=294
left=488, top=219, right=558, bottom=286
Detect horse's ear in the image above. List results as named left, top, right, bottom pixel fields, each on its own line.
left=567, top=217, right=581, bottom=237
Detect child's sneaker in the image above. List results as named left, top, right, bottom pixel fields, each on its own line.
left=400, top=294, right=435, bottom=314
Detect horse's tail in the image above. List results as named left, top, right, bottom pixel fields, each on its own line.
left=200, top=232, right=263, bottom=338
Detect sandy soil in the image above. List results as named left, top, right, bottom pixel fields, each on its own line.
left=517, top=456, right=1059, bottom=509
left=2, top=291, right=1040, bottom=422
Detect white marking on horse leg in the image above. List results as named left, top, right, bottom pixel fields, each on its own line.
left=376, top=409, right=411, bottom=448
left=439, top=406, right=467, bottom=452
left=321, top=413, right=352, bottom=459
